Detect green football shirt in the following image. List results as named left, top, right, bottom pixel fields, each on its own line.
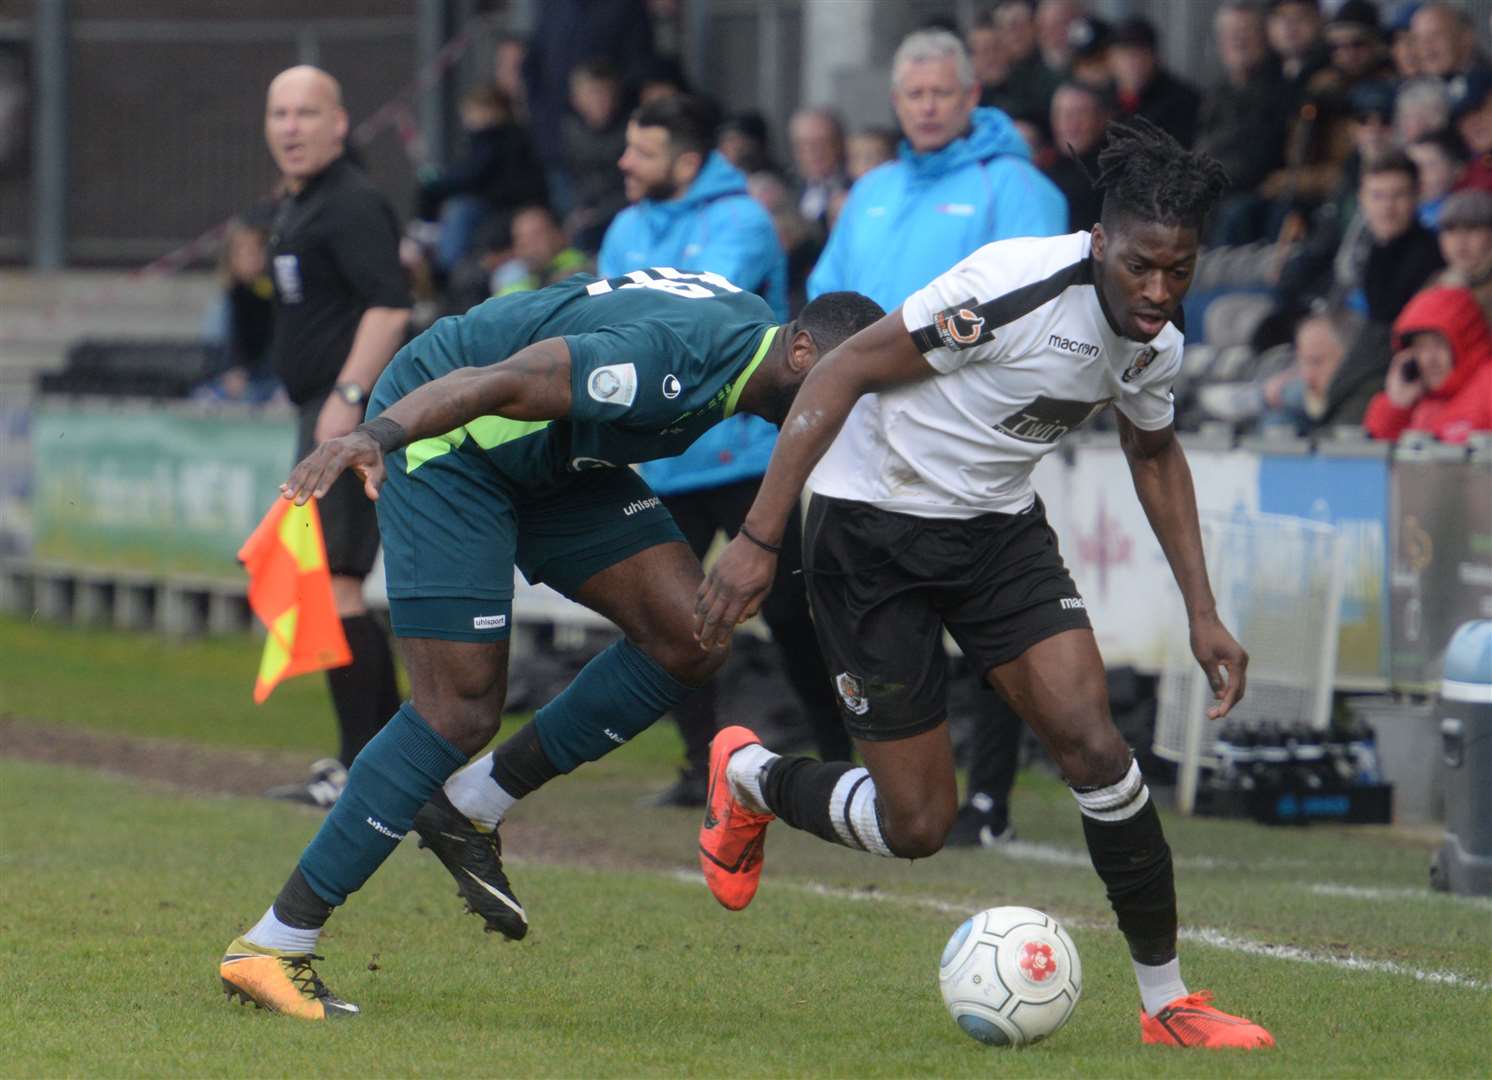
left=372, top=268, right=778, bottom=489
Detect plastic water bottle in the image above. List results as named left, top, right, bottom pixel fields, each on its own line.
left=1286, top=724, right=1327, bottom=790
left=1232, top=722, right=1259, bottom=791
left=1211, top=721, right=1238, bottom=789
left=1325, top=725, right=1357, bottom=785
left=1348, top=721, right=1382, bottom=784
left=1256, top=722, right=1291, bottom=788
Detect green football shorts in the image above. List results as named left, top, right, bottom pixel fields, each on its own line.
left=374, top=438, right=683, bottom=642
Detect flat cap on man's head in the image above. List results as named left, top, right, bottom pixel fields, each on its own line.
left=1328, top=0, right=1382, bottom=35
left=1111, top=16, right=1158, bottom=51
left=1438, top=188, right=1492, bottom=230
left=1067, top=16, right=1112, bottom=59
left=1451, top=69, right=1492, bottom=121
left=1385, top=1, right=1424, bottom=36
left=1349, top=80, right=1397, bottom=119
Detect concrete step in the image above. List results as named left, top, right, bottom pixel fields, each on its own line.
left=0, top=270, right=219, bottom=390
left=0, top=271, right=218, bottom=343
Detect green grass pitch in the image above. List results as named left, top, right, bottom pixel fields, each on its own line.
left=1, top=617, right=1489, bottom=1077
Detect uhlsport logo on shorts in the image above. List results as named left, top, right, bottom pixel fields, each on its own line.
left=835, top=671, right=870, bottom=716
left=473, top=614, right=508, bottom=630
left=622, top=496, right=662, bottom=517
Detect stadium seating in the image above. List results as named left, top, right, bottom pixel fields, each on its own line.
left=39, top=339, right=221, bottom=399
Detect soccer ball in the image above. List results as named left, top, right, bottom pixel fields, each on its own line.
left=938, top=906, right=1082, bottom=1047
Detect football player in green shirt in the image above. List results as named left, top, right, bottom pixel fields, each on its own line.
left=218, top=267, right=881, bottom=1019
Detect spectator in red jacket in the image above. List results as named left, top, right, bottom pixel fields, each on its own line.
left=1366, top=285, right=1492, bottom=441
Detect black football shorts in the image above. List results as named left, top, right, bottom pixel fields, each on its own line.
left=802, top=493, right=1092, bottom=741
left=296, top=394, right=381, bottom=579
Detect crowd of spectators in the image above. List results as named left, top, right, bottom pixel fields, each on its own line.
left=1168, top=0, right=1492, bottom=442
left=182, top=2, right=1491, bottom=815
left=219, top=0, right=1492, bottom=446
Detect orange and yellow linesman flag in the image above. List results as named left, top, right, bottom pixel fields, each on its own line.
left=238, top=498, right=352, bottom=703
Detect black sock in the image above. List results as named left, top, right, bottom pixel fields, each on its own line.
left=489, top=719, right=561, bottom=799
left=271, top=866, right=335, bottom=931
left=671, top=682, right=717, bottom=777
left=1080, top=799, right=1178, bottom=964
left=327, top=614, right=401, bottom=766
left=761, top=756, right=861, bottom=846
left=965, top=693, right=1023, bottom=825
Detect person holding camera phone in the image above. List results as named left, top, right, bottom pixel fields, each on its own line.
left=1365, top=285, right=1492, bottom=442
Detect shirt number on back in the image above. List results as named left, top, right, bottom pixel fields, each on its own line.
left=586, top=267, right=742, bottom=300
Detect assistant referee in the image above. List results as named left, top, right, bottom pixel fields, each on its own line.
left=262, top=66, right=411, bottom=804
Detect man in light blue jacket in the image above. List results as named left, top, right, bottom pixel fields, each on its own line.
left=807, top=28, right=1069, bottom=848
left=599, top=94, right=850, bottom=804
left=807, top=30, right=1068, bottom=311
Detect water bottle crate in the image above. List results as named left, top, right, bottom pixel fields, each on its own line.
left=1194, top=782, right=1393, bottom=826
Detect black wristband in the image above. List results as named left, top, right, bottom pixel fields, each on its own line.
left=737, top=524, right=782, bottom=554
left=354, top=416, right=407, bottom=455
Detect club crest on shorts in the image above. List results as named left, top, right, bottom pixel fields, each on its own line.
left=931, top=298, right=993, bottom=351
left=661, top=373, right=682, bottom=399
left=1121, top=346, right=1158, bottom=383
left=835, top=671, right=870, bottom=716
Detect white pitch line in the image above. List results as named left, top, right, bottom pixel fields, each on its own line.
left=998, top=844, right=1489, bottom=902
left=1177, top=927, right=1491, bottom=991
left=1306, top=882, right=1492, bottom=909
left=993, top=838, right=1312, bottom=873
left=667, top=870, right=1491, bottom=992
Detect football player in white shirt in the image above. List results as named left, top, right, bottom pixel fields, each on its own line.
left=695, top=119, right=1274, bottom=1050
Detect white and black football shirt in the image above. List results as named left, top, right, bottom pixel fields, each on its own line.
left=809, top=231, right=1182, bottom=518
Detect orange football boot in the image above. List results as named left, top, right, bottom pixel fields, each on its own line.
left=219, top=936, right=359, bottom=1019
left=698, top=726, right=775, bottom=911
left=1140, top=990, right=1274, bottom=1049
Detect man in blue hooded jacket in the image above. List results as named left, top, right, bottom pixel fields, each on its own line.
left=807, top=28, right=1069, bottom=847
left=807, top=28, right=1068, bottom=310
left=599, top=94, right=850, bottom=804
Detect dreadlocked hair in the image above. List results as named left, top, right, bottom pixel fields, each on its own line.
left=1090, top=116, right=1230, bottom=234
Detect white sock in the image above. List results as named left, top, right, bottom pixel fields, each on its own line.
left=1071, top=758, right=1150, bottom=822
left=726, top=742, right=777, bottom=813
left=828, top=768, right=894, bottom=857
left=443, top=752, right=517, bottom=829
left=1133, top=956, right=1188, bottom=1016
left=244, top=905, right=321, bottom=954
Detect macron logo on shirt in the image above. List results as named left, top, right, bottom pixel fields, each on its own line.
left=1048, top=334, right=1101, bottom=358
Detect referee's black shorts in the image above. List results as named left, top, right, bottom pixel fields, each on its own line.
left=296, top=394, right=381, bottom=579
left=802, top=493, right=1092, bottom=742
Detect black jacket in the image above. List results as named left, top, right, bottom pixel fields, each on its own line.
left=1122, top=68, right=1201, bottom=148
left=1044, top=151, right=1103, bottom=233
left=523, top=0, right=654, bottom=164
left=1318, top=319, right=1392, bottom=429
left=1363, top=224, right=1444, bottom=326
left=1196, top=62, right=1294, bottom=192
left=417, top=123, right=547, bottom=221
left=561, top=114, right=628, bottom=226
